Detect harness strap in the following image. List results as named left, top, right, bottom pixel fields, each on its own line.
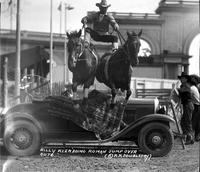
left=76, top=48, right=99, bottom=85
left=89, top=49, right=98, bottom=68
left=116, top=30, right=126, bottom=45
left=104, top=55, right=112, bottom=82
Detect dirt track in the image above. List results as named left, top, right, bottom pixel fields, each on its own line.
left=0, top=139, right=199, bottom=172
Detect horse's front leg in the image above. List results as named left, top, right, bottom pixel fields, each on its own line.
left=82, top=77, right=95, bottom=106
left=82, top=87, right=89, bottom=106
left=111, top=88, right=117, bottom=104
left=125, top=88, right=132, bottom=105
left=110, top=85, right=117, bottom=108
left=72, top=82, right=78, bottom=100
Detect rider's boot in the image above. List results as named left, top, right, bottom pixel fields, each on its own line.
left=112, top=42, right=118, bottom=52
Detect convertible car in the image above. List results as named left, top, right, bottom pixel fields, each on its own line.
left=0, top=92, right=175, bottom=157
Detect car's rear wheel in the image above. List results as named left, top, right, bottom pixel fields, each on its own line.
left=138, top=122, right=173, bottom=157
left=3, top=119, right=41, bottom=156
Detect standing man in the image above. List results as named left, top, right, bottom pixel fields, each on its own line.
left=81, top=0, right=119, bottom=52
left=189, top=75, right=200, bottom=141
left=178, top=72, right=194, bottom=145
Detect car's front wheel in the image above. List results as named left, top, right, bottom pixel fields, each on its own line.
left=3, top=119, right=41, bottom=156
left=138, top=122, right=173, bottom=157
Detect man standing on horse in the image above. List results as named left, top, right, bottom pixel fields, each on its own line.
left=81, top=0, right=119, bottom=52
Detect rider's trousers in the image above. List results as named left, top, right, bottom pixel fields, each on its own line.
left=84, top=27, right=118, bottom=50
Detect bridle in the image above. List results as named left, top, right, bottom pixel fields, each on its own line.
left=117, top=31, right=140, bottom=63
left=68, top=37, right=84, bottom=64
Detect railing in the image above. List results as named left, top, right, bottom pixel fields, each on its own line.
left=88, top=11, right=160, bottom=20
left=160, top=0, right=199, bottom=5
left=0, top=29, right=66, bottom=39
left=130, top=77, right=178, bottom=98
left=135, top=88, right=172, bottom=99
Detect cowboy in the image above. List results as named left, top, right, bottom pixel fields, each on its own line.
left=178, top=72, right=194, bottom=145
left=81, top=0, right=119, bottom=52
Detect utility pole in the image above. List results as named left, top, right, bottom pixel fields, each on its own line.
left=0, top=2, right=1, bottom=82
left=0, top=2, right=1, bottom=31
left=15, top=0, right=21, bottom=103
left=9, top=0, right=13, bottom=30
left=64, top=3, right=74, bottom=84
left=57, top=2, right=62, bottom=35
left=64, top=3, right=67, bottom=85
left=49, top=0, right=53, bottom=94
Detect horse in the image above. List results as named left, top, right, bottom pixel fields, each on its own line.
left=66, top=29, right=98, bottom=103
left=96, top=30, right=142, bottom=105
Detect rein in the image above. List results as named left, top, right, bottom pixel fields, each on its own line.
left=116, top=30, right=126, bottom=44
left=116, top=31, right=133, bottom=61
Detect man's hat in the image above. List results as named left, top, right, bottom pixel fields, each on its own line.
left=188, top=74, right=200, bottom=85
left=96, top=0, right=111, bottom=8
left=177, top=72, right=189, bottom=79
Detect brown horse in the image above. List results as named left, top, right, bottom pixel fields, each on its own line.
left=66, top=30, right=98, bottom=102
left=96, top=30, right=142, bottom=105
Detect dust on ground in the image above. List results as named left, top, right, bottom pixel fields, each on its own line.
left=0, top=139, right=199, bottom=172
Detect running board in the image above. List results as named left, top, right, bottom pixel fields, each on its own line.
left=45, top=140, right=138, bottom=148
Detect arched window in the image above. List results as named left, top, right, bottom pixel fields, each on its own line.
left=138, top=39, right=151, bottom=57
left=189, top=34, right=200, bottom=75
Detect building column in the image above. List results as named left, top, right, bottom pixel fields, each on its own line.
left=184, top=65, right=189, bottom=74
left=177, top=64, right=182, bottom=75
left=164, top=63, right=168, bottom=79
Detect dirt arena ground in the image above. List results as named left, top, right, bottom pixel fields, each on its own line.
left=0, top=138, right=199, bottom=172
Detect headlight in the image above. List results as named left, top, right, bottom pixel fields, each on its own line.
left=154, top=98, right=166, bottom=114
left=156, top=105, right=167, bottom=114
left=0, top=107, right=9, bottom=115
left=154, top=97, right=159, bottom=113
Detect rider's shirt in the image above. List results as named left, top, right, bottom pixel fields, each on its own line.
left=82, top=12, right=118, bottom=35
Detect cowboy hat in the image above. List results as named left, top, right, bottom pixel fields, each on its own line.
left=96, top=0, right=111, bottom=8
left=188, top=74, right=200, bottom=86
left=177, top=72, right=189, bottom=79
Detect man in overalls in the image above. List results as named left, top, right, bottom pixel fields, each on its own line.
left=81, top=0, right=119, bottom=52
left=178, top=72, right=194, bottom=145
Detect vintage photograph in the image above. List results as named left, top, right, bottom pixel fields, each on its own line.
left=0, top=0, right=200, bottom=171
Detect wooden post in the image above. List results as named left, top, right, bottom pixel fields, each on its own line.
left=2, top=57, right=8, bottom=108
left=49, top=0, right=53, bottom=95
left=23, top=68, right=28, bottom=93
left=30, top=69, right=35, bottom=91
left=15, top=0, right=21, bottom=104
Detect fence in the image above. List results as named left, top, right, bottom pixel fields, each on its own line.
left=130, top=77, right=178, bottom=99
left=0, top=57, right=66, bottom=109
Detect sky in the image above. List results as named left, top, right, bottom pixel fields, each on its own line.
left=189, top=34, right=200, bottom=75
left=1, top=0, right=160, bottom=33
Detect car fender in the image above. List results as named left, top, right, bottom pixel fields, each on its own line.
left=130, top=113, right=174, bottom=127
left=113, top=114, right=175, bottom=140
left=5, top=102, right=46, bottom=115
left=1, top=111, right=44, bottom=140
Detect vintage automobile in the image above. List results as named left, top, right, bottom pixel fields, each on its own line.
left=0, top=93, right=175, bottom=157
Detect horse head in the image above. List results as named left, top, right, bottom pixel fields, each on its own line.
left=66, top=29, right=83, bottom=69
left=125, top=30, right=142, bottom=66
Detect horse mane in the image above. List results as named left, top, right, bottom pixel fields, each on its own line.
left=130, top=31, right=137, bottom=36
left=68, top=30, right=81, bottom=38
